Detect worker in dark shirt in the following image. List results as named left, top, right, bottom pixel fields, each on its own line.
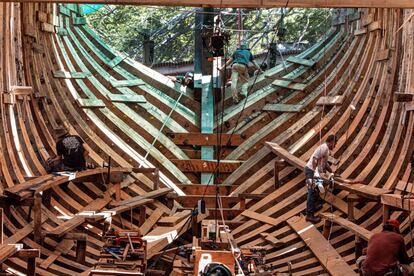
left=48, top=129, right=88, bottom=172
left=219, top=42, right=262, bottom=104
left=362, top=219, right=413, bottom=276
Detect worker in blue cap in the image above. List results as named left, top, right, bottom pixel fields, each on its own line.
left=219, top=41, right=262, bottom=104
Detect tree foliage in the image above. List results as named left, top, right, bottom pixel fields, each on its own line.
left=86, top=6, right=332, bottom=64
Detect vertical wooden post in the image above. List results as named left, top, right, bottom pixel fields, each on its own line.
left=115, top=183, right=121, bottom=202
left=154, top=168, right=159, bottom=190
left=34, top=193, right=42, bottom=244
left=76, top=239, right=87, bottom=265
left=0, top=208, right=3, bottom=244
left=355, top=236, right=362, bottom=260
left=383, top=204, right=390, bottom=224
left=348, top=199, right=355, bottom=222
left=322, top=219, right=332, bottom=239
left=239, top=197, right=246, bottom=210
left=139, top=206, right=146, bottom=227
left=192, top=214, right=199, bottom=238
left=42, top=190, right=52, bottom=209
left=274, top=160, right=285, bottom=189
left=27, top=257, right=36, bottom=276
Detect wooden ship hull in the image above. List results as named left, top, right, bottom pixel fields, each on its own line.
left=0, top=2, right=413, bottom=275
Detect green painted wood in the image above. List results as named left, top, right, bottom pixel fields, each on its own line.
left=286, top=56, right=315, bottom=67
left=201, top=75, right=214, bottom=184
left=69, top=26, right=195, bottom=130
left=80, top=26, right=198, bottom=116
left=272, top=79, right=306, bottom=91
left=109, top=78, right=145, bottom=88
left=107, top=94, right=146, bottom=103
left=73, top=17, right=87, bottom=25
left=76, top=98, right=105, bottom=108
left=59, top=5, right=71, bottom=17
left=56, top=27, right=68, bottom=36
left=223, top=29, right=351, bottom=163
left=53, top=70, right=91, bottom=79
left=107, top=56, right=126, bottom=68
left=66, top=4, right=79, bottom=13
left=55, top=24, right=191, bottom=184
left=263, top=103, right=303, bottom=112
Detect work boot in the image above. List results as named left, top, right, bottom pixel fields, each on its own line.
left=305, top=214, right=321, bottom=224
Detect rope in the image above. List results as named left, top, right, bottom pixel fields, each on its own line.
left=139, top=87, right=186, bottom=168
left=238, top=8, right=242, bottom=47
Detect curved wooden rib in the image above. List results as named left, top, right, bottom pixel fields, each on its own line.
left=0, top=3, right=413, bottom=276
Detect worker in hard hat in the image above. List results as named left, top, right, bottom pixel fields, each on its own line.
left=360, top=219, right=414, bottom=275
left=219, top=42, right=262, bottom=104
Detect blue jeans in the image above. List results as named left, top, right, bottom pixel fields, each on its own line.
left=304, top=166, right=318, bottom=216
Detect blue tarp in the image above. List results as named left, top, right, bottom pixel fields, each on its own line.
left=81, top=4, right=105, bottom=14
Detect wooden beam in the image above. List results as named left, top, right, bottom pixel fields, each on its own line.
left=171, top=159, right=243, bottom=173
left=319, top=213, right=373, bottom=241
left=394, top=93, right=413, bottom=102
left=263, top=103, right=303, bottom=113
left=287, top=216, right=357, bottom=276
left=9, top=0, right=414, bottom=8
left=381, top=194, right=414, bottom=211
left=316, top=95, right=344, bottom=106
left=167, top=132, right=245, bottom=146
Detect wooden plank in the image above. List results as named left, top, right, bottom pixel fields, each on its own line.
left=46, top=216, right=86, bottom=238
left=107, top=94, right=146, bottom=103
left=241, top=210, right=281, bottom=226
left=167, top=132, right=245, bottom=146
left=362, top=13, right=374, bottom=26
left=10, top=86, right=33, bottom=95
left=316, top=95, right=344, bottom=106
left=354, top=28, right=367, bottom=36
left=368, top=21, right=382, bottom=31
left=263, top=103, right=303, bottom=113
left=287, top=56, right=315, bottom=67
left=320, top=213, right=373, bottom=241
left=41, top=22, right=55, bottom=33
left=0, top=244, right=21, bottom=263
left=110, top=188, right=172, bottom=207
left=107, top=56, right=126, bottom=68
left=56, top=27, right=68, bottom=36
left=272, top=79, right=306, bottom=91
left=260, top=233, right=284, bottom=247
left=171, top=159, right=243, bottom=173
left=109, top=79, right=145, bottom=88
left=287, top=216, right=357, bottom=276
left=53, top=70, right=91, bottom=79
left=76, top=98, right=105, bottom=108
left=147, top=238, right=169, bottom=259
left=381, top=194, right=414, bottom=211
left=40, top=239, right=74, bottom=269
left=107, top=198, right=154, bottom=215
left=394, top=93, right=413, bottom=102
left=10, top=0, right=414, bottom=8
left=73, top=17, right=87, bottom=25
left=376, top=49, right=390, bottom=61
left=395, top=180, right=414, bottom=192
left=37, top=11, right=48, bottom=22
left=59, top=5, right=71, bottom=16
left=158, top=210, right=191, bottom=227
left=140, top=209, right=164, bottom=235
left=3, top=94, right=15, bottom=105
